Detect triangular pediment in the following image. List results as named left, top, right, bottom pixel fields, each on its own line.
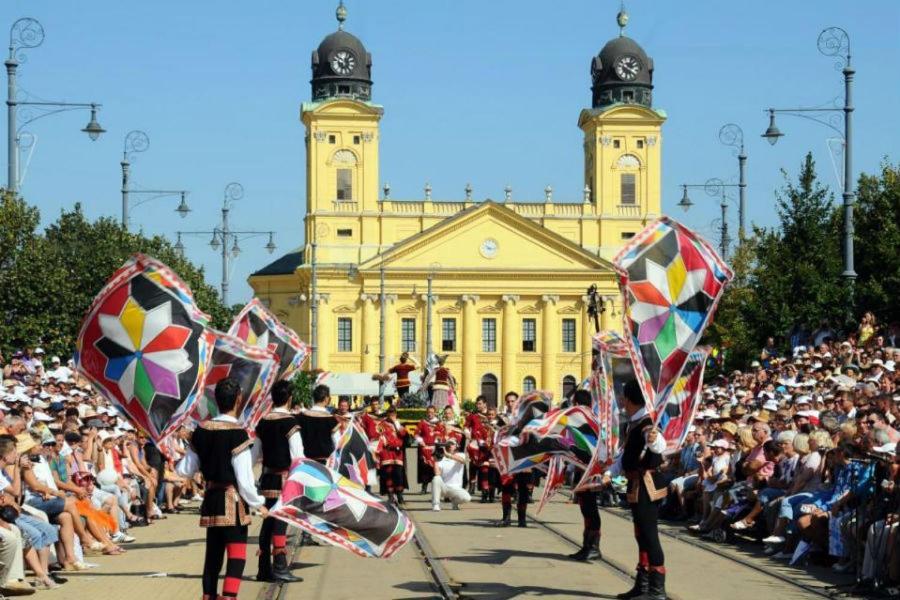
left=332, top=304, right=357, bottom=314
left=557, top=305, right=581, bottom=315
left=477, top=304, right=501, bottom=314
left=518, top=304, right=541, bottom=315
left=437, top=305, right=460, bottom=314
left=396, top=304, right=419, bottom=314
left=359, top=201, right=614, bottom=273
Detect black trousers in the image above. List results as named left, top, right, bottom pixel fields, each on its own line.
left=630, top=484, right=664, bottom=568
left=501, top=472, right=531, bottom=506
left=202, top=525, right=248, bottom=597
left=575, top=490, right=601, bottom=533
left=257, top=496, right=287, bottom=561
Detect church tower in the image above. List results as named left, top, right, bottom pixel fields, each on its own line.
left=578, top=9, right=666, bottom=259
left=302, top=2, right=383, bottom=263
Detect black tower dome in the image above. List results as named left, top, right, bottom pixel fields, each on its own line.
left=311, top=2, right=372, bottom=102
left=590, top=9, right=653, bottom=108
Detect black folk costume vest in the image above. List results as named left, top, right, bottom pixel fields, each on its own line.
left=191, top=420, right=253, bottom=527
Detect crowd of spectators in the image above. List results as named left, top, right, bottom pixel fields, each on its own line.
left=657, top=314, right=900, bottom=594
left=0, top=347, right=200, bottom=596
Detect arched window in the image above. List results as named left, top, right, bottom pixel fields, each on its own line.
left=480, top=374, right=498, bottom=408
left=332, top=150, right=358, bottom=201
left=522, top=376, right=536, bottom=393
left=617, top=154, right=640, bottom=205
left=562, top=375, right=577, bottom=400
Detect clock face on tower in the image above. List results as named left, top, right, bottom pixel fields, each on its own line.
left=480, top=238, right=499, bottom=259
left=330, top=50, right=356, bottom=75
left=614, top=55, right=642, bottom=81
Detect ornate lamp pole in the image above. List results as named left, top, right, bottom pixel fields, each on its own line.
left=6, top=18, right=105, bottom=193
left=678, top=179, right=737, bottom=260
left=718, top=124, right=748, bottom=240
left=177, top=183, right=277, bottom=306
left=761, top=27, right=855, bottom=284
left=120, top=130, right=191, bottom=229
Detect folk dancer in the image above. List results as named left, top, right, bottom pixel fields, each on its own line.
left=470, top=409, right=499, bottom=503
left=386, top=352, right=418, bottom=404
left=377, top=406, right=409, bottom=504
left=424, top=354, right=455, bottom=413
left=464, top=396, right=489, bottom=495
left=296, top=384, right=340, bottom=546
left=253, top=380, right=304, bottom=583
left=176, top=378, right=267, bottom=600
left=604, top=380, right=668, bottom=600
left=568, top=389, right=602, bottom=562
left=414, top=405, right=440, bottom=494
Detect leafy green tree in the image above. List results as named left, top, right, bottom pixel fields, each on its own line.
left=852, top=161, right=900, bottom=325
left=0, top=194, right=234, bottom=358
left=704, top=234, right=758, bottom=370
left=749, top=153, right=846, bottom=344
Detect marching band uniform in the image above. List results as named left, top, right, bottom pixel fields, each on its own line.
left=377, top=417, right=409, bottom=503
left=254, top=408, right=304, bottom=582
left=415, top=415, right=440, bottom=494
left=464, top=410, right=488, bottom=494
left=610, top=407, right=668, bottom=600
left=177, top=415, right=265, bottom=599
left=469, top=419, right=497, bottom=503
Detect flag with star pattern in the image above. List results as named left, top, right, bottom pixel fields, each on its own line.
left=613, top=217, right=732, bottom=421
left=228, top=298, right=309, bottom=382
left=270, top=458, right=415, bottom=559
left=75, top=254, right=215, bottom=443
left=192, top=333, right=279, bottom=433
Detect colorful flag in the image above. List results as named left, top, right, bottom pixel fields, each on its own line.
left=506, top=390, right=553, bottom=436
left=573, top=332, right=632, bottom=492
left=536, top=456, right=567, bottom=514
left=193, top=333, right=279, bottom=433
left=229, top=298, right=309, bottom=381
left=328, top=419, right=377, bottom=488
left=656, top=348, right=709, bottom=454
left=75, top=254, right=215, bottom=443
left=613, top=217, right=732, bottom=420
left=494, top=405, right=598, bottom=475
left=270, top=459, right=414, bottom=559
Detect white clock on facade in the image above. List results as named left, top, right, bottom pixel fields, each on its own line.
left=480, top=238, right=499, bottom=258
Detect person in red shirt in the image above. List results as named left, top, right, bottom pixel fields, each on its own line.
left=415, top=406, right=440, bottom=494
left=386, top=353, right=417, bottom=404
left=377, top=406, right=409, bottom=505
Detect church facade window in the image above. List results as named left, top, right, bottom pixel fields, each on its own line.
left=337, top=317, right=352, bottom=352
left=336, top=169, right=352, bottom=200
left=621, top=173, right=636, bottom=204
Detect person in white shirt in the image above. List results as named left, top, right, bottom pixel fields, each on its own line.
left=176, top=378, right=267, bottom=600
left=431, top=439, right=471, bottom=511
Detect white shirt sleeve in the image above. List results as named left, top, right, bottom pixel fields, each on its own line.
left=289, top=431, right=305, bottom=461
left=231, top=447, right=265, bottom=509
left=645, top=429, right=667, bottom=454
left=175, top=447, right=199, bottom=478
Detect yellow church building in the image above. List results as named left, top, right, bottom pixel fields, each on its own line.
left=248, top=6, right=666, bottom=406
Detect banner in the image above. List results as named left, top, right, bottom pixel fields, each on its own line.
left=656, top=348, right=709, bottom=455
left=229, top=298, right=309, bottom=381
left=613, top=217, right=732, bottom=421
left=270, top=459, right=414, bottom=559
left=193, top=333, right=279, bottom=433
left=75, top=254, right=214, bottom=443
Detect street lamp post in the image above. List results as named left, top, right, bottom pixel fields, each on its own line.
left=679, top=179, right=737, bottom=260
left=6, top=18, right=105, bottom=193
left=120, top=130, right=191, bottom=229
left=761, top=26, right=855, bottom=283
left=718, top=124, right=748, bottom=239
left=177, top=182, right=277, bottom=307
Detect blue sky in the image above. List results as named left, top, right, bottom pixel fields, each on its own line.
left=3, top=0, right=899, bottom=302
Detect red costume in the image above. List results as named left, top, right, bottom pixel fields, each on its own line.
left=415, top=417, right=440, bottom=487
left=377, top=418, right=408, bottom=501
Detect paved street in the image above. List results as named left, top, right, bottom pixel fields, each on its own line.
left=56, top=451, right=854, bottom=600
